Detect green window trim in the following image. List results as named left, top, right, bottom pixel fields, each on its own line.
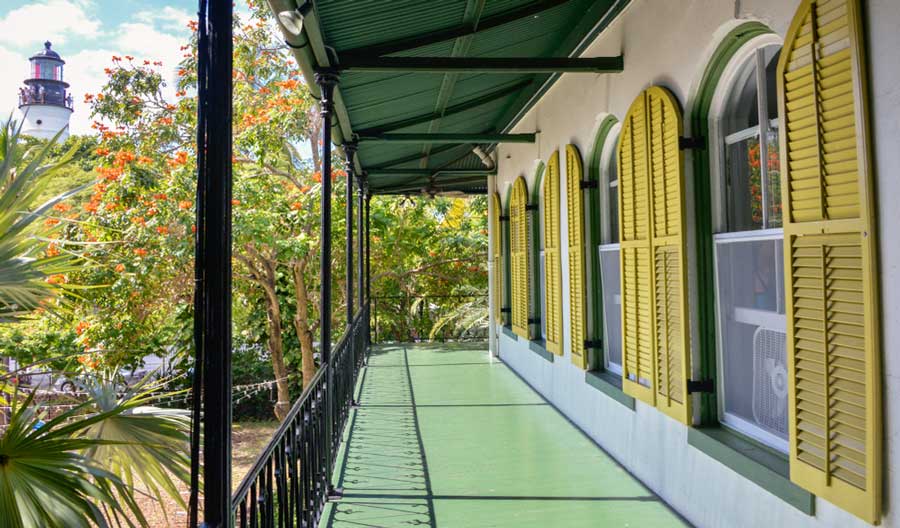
left=688, top=426, right=815, bottom=515
left=586, top=114, right=619, bottom=374
left=502, top=186, right=513, bottom=326
left=531, top=161, right=546, bottom=339
left=501, top=325, right=517, bottom=340
left=688, top=21, right=774, bottom=426
left=585, top=370, right=635, bottom=410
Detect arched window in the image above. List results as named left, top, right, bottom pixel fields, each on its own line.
left=709, top=39, right=788, bottom=452
left=510, top=177, right=531, bottom=338
left=595, top=120, right=622, bottom=375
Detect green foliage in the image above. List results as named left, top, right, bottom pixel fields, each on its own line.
left=0, top=391, right=149, bottom=528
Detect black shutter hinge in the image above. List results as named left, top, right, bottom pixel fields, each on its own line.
left=687, top=379, right=715, bottom=394
left=500, top=307, right=511, bottom=314
left=499, top=215, right=510, bottom=222
left=580, top=180, right=598, bottom=190
left=525, top=204, right=538, bottom=211
left=679, top=136, right=706, bottom=150
left=584, top=339, right=603, bottom=349
left=528, top=317, right=541, bottom=324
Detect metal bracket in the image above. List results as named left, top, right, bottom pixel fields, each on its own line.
left=528, top=317, right=541, bottom=324
left=579, top=180, right=598, bottom=190
left=687, top=379, right=715, bottom=394
left=679, top=136, right=706, bottom=150
left=499, top=215, right=510, bottom=221
left=500, top=307, right=511, bottom=314
left=584, top=339, right=603, bottom=349
left=525, top=204, right=538, bottom=211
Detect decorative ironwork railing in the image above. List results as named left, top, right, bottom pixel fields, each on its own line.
left=231, top=304, right=369, bottom=527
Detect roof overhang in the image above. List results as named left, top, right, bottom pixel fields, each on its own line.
left=266, top=0, right=629, bottom=195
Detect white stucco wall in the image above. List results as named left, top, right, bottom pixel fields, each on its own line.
left=491, top=1, right=900, bottom=527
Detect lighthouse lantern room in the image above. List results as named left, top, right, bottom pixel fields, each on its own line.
left=18, top=41, right=74, bottom=141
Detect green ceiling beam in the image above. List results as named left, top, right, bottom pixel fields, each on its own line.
left=338, top=0, right=572, bottom=57
left=334, top=55, right=624, bottom=74
left=359, top=132, right=535, bottom=144
left=354, top=79, right=532, bottom=137
left=367, top=168, right=496, bottom=176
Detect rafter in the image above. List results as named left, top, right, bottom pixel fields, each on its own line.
left=333, top=55, right=624, bottom=74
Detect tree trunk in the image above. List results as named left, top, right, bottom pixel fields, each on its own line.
left=292, top=258, right=318, bottom=389
left=260, top=264, right=292, bottom=422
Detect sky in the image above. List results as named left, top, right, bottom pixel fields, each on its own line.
left=0, top=0, right=204, bottom=135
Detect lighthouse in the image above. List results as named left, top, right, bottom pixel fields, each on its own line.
left=17, top=41, right=74, bottom=141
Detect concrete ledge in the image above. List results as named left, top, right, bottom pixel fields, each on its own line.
left=585, top=370, right=635, bottom=410
left=688, top=427, right=815, bottom=516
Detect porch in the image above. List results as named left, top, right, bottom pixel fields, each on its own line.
left=323, top=343, right=687, bottom=528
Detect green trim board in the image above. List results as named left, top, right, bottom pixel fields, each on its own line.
left=530, top=162, right=545, bottom=338
left=528, top=339, right=555, bottom=363
left=688, top=427, right=814, bottom=515
left=687, top=21, right=774, bottom=426
left=502, top=325, right=518, bottom=340
left=586, top=115, right=618, bottom=371
left=585, top=370, right=635, bottom=410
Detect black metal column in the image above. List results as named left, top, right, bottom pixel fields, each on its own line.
left=195, top=0, right=233, bottom=525
left=365, top=192, right=371, bottom=345
left=315, top=70, right=339, bottom=495
left=345, top=143, right=356, bottom=324
left=357, top=172, right=364, bottom=310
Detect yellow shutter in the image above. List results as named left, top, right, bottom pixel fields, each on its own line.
left=510, top=177, right=530, bottom=339
left=543, top=151, right=563, bottom=355
left=565, top=145, right=588, bottom=369
left=617, top=86, right=691, bottom=424
left=491, top=192, right=502, bottom=322
left=779, top=1, right=881, bottom=522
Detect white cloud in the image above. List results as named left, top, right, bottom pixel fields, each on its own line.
left=134, top=6, right=193, bottom=34
left=0, top=46, right=28, bottom=121
left=0, top=0, right=102, bottom=47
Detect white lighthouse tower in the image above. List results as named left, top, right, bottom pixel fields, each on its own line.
left=17, top=41, right=74, bottom=141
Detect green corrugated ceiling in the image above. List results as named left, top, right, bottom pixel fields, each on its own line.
left=267, top=0, right=628, bottom=195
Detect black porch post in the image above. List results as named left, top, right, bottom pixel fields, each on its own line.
left=345, top=143, right=356, bottom=324
left=316, top=70, right=339, bottom=493
left=357, top=173, right=364, bottom=311
left=195, top=0, right=233, bottom=525
left=365, top=192, right=371, bottom=345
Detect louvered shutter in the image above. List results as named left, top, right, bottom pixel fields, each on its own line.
left=491, top=192, right=502, bottom=322
left=618, top=87, right=692, bottom=424
left=566, top=145, right=588, bottom=368
left=510, top=177, right=530, bottom=339
left=779, top=1, right=881, bottom=522
left=544, top=151, right=563, bottom=355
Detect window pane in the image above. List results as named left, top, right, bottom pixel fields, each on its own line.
left=607, top=150, right=619, bottom=243
left=715, top=235, right=788, bottom=451
left=722, top=60, right=759, bottom=135
left=539, top=251, right=546, bottom=340
left=764, top=49, right=781, bottom=121
left=725, top=134, right=764, bottom=231
left=765, top=128, right=782, bottom=228
left=599, top=246, right=622, bottom=373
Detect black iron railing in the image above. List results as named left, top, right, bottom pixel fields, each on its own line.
left=371, top=294, right=488, bottom=343
left=232, top=304, right=369, bottom=527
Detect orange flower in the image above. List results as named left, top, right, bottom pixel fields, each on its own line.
left=53, top=202, right=71, bottom=212
left=168, top=151, right=189, bottom=168
left=179, top=200, right=193, bottom=210
left=95, top=147, right=110, bottom=156
left=290, top=202, right=303, bottom=211
left=154, top=193, right=168, bottom=201
left=75, top=321, right=90, bottom=335
left=46, top=274, right=67, bottom=284
left=133, top=248, right=148, bottom=257
left=156, top=225, right=169, bottom=235
left=137, top=156, right=153, bottom=165
left=312, top=171, right=322, bottom=183
left=231, top=199, right=240, bottom=206
left=131, top=216, right=146, bottom=226
left=115, top=263, right=125, bottom=272
left=105, top=203, right=117, bottom=211
left=45, top=218, right=60, bottom=226
left=46, top=243, right=60, bottom=257
left=84, top=201, right=99, bottom=214
left=299, top=185, right=311, bottom=193
left=146, top=207, right=158, bottom=216
left=191, top=224, right=197, bottom=233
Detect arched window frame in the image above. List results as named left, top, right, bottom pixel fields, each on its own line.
left=591, top=117, right=623, bottom=376
left=707, top=33, right=789, bottom=454
left=531, top=161, right=547, bottom=342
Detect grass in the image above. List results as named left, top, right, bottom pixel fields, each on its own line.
left=133, top=420, right=279, bottom=527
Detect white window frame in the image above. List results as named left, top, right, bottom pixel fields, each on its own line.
left=709, top=35, right=789, bottom=453
left=597, top=124, right=622, bottom=374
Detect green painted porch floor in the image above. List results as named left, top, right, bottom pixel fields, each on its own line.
left=323, top=343, right=690, bottom=528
